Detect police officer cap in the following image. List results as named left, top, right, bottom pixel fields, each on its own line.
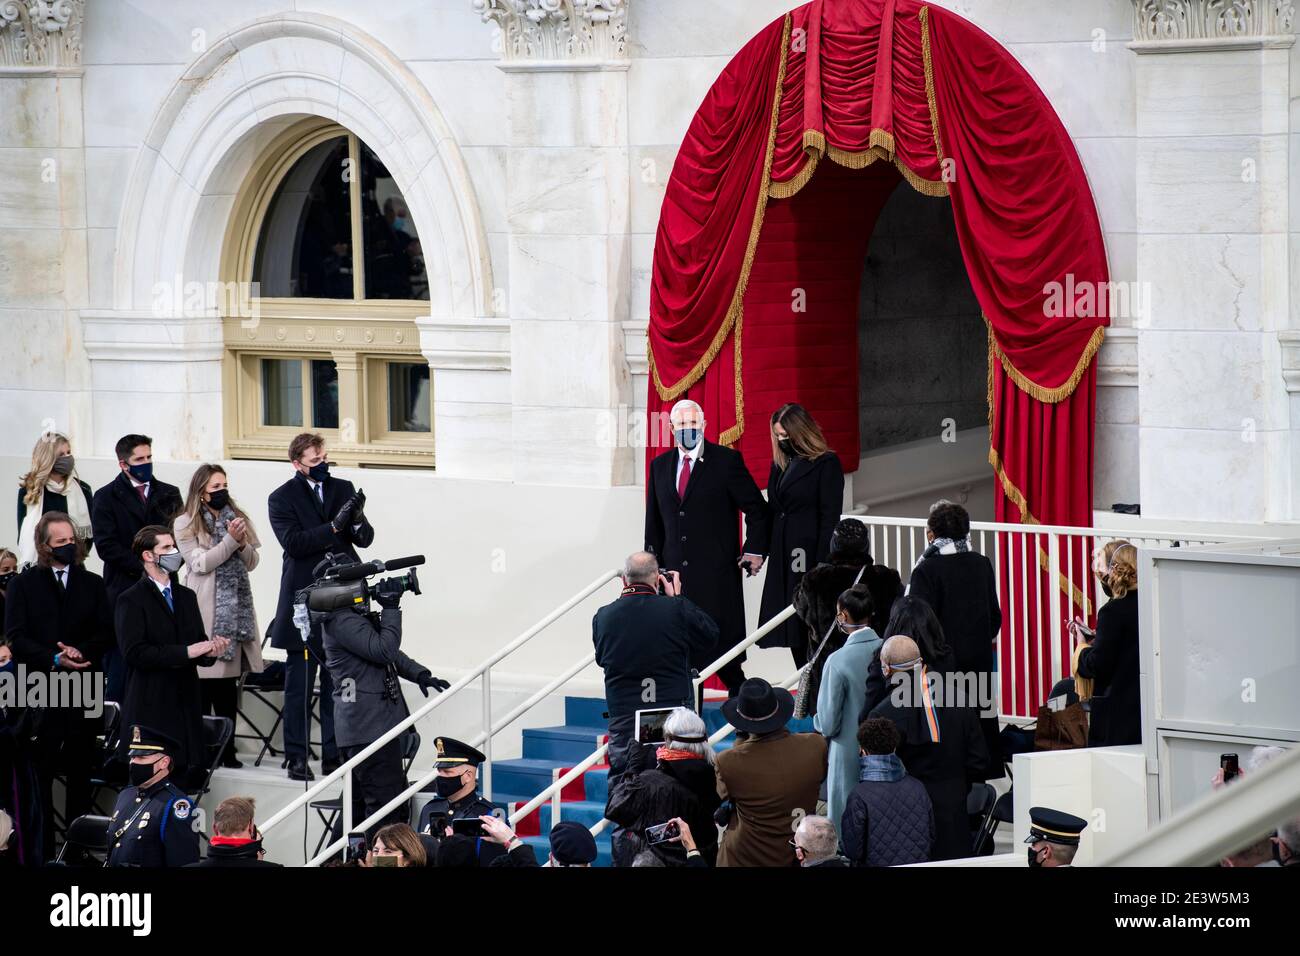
left=433, top=736, right=486, bottom=769
left=1024, top=806, right=1088, bottom=846
left=550, top=821, right=597, bottom=865
left=126, top=724, right=183, bottom=759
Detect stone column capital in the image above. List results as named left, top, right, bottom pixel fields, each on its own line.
left=1131, top=1, right=1296, bottom=52
left=0, top=0, right=83, bottom=72
left=473, top=0, right=628, bottom=67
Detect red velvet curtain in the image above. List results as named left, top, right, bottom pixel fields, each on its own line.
left=646, top=0, right=1108, bottom=715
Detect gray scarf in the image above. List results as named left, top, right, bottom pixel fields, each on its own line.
left=204, top=506, right=256, bottom=661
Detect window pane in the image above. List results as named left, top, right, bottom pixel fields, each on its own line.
left=311, top=360, right=339, bottom=429
left=388, top=363, right=431, bottom=433
left=360, top=142, right=429, bottom=300
left=262, top=359, right=303, bottom=427
left=253, top=136, right=354, bottom=298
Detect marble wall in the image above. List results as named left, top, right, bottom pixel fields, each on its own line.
left=2, top=0, right=1296, bottom=525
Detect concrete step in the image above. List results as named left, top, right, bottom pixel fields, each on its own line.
left=521, top=725, right=607, bottom=763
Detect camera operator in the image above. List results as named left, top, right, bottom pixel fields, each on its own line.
left=315, top=565, right=449, bottom=840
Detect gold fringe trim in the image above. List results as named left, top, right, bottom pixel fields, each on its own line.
left=988, top=444, right=1038, bottom=525
left=894, top=159, right=949, bottom=197
left=919, top=6, right=946, bottom=171
left=827, top=142, right=891, bottom=169
left=769, top=152, right=820, bottom=198
left=987, top=315, right=1105, bottom=404
left=719, top=306, right=745, bottom=446
left=803, top=128, right=826, bottom=152
left=1038, top=548, right=1091, bottom=616
left=870, top=127, right=896, bottom=154
left=649, top=14, right=792, bottom=402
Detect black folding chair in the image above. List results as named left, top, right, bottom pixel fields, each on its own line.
left=86, top=701, right=126, bottom=816
left=187, top=715, right=234, bottom=808
left=241, top=628, right=326, bottom=767
left=53, top=814, right=111, bottom=866
left=971, top=787, right=1013, bottom=856
left=311, top=728, right=421, bottom=858
left=966, top=782, right=998, bottom=856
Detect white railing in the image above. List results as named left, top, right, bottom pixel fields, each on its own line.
left=260, top=566, right=622, bottom=862
left=855, top=515, right=1260, bottom=721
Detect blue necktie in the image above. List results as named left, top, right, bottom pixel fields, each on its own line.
left=163, top=586, right=174, bottom=612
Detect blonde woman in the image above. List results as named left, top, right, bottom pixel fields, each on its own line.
left=174, top=464, right=263, bottom=768
left=16, top=432, right=94, bottom=567
left=1071, top=541, right=1140, bottom=747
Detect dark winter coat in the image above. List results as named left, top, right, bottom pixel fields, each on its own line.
left=90, top=473, right=183, bottom=602
left=605, top=755, right=722, bottom=866
left=840, top=756, right=935, bottom=866
left=1076, top=589, right=1141, bottom=747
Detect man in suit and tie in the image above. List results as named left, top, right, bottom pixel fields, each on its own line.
left=267, top=433, right=374, bottom=781
left=91, top=434, right=184, bottom=704
left=4, top=511, right=114, bottom=860
left=645, top=399, right=770, bottom=695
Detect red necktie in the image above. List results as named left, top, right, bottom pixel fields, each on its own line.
left=136, top=484, right=148, bottom=505
left=677, top=456, right=691, bottom=500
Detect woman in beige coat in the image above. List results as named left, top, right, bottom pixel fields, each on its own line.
left=174, top=464, right=263, bottom=768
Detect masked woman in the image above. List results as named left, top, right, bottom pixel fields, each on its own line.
left=16, top=433, right=94, bottom=566
left=173, top=465, right=263, bottom=768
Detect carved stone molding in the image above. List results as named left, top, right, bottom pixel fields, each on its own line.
left=473, top=0, right=627, bottom=63
left=1132, top=1, right=1296, bottom=50
left=0, top=0, right=83, bottom=70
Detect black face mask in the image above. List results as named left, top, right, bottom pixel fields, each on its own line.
left=777, top=437, right=795, bottom=457
left=1099, top=575, right=1113, bottom=599
left=207, top=489, right=230, bottom=511
left=435, top=774, right=467, bottom=799
left=308, top=461, right=330, bottom=482
left=51, top=455, right=74, bottom=477
left=51, top=543, right=78, bottom=566
left=1028, top=846, right=1045, bottom=867
left=130, top=761, right=162, bottom=787
left=0, top=571, right=14, bottom=591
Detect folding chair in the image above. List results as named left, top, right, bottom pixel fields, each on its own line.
left=53, top=814, right=111, bottom=866
left=971, top=787, right=1013, bottom=856
left=311, top=728, right=420, bottom=858
left=966, top=781, right=998, bottom=856
left=187, top=715, right=234, bottom=808
left=238, top=628, right=285, bottom=767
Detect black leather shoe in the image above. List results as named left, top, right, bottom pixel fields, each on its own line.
left=221, top=754, right=244, bottom=769
left=321, top=757, right=341, bottom=776
left=287, top=758, right=314, bottom=781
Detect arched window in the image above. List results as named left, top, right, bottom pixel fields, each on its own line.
left=220, top=121, right=433, bottom=467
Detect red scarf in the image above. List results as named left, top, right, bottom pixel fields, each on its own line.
left=209, top=834, right=256, bottom=847
left=657, top=747, right=701, bottom=762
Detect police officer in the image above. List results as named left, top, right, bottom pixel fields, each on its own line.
left=1025, top=806, right=1088, bottom=867
left=417, top=737, right=505, bottom=866
left=317, top=571, right=448, bottom=838
left=105, top=725, right=200, bottom=867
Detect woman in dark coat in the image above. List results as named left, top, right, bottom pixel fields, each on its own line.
left=792, top=518, right=902, bottom=717
left=115, top=526, right=225, bottom=788
left=1074, top=542, right=1141, bottom=747
left=603, top=708, right=722, bottom=867
left=905, top=501, right=1002, bottom=779
left=757, top=404, right=844, bottom=667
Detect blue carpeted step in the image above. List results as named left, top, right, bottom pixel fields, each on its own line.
left=539, top=800, right=606, bottom=831
left=564, top=696, right=608, bottom=727
left=489, top=757, right=569, bottom=798
left=521, top=832, right=615, bottom=868
left=521, top=725, right=607, bottom=763
left=583, top=766, right=610, bottom=803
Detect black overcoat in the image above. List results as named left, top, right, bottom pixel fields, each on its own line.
left=90, top=472, right=183, bottom=602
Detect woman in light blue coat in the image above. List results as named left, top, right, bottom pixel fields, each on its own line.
left=814, top=583, right=883, bottom=839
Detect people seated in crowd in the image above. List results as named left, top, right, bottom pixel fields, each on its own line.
left=475, top=814, right=542, bottom=867
left=189, top=796, right=280, bottom=867
left=1072, top=541, right=1140, bottom=748
left=905, top=500, right=1002, bottom=780
left=840, top=717, right=934, bottom=867
left=715, top=678, right=827, bottom=867
left=813, top=583, right=882, bottom=837
left=792, top=815, right=849, bottom=867
left=174, top=464, right=264, bottom=769
left=604, top=707, right=721, bottom=866
left=793, top=517, right=901, bottom=717
left=17, top=431, right=95, bottom=565
left=593, top=551, right=718, bottom=788
left=868, top=635, right=988, bottom=861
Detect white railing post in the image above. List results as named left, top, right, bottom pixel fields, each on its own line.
left=342, top=768, right=352, bottom=844
left=1046, top=530, right=1062, bottom=683
left=481, top=668, right=493, bottom=802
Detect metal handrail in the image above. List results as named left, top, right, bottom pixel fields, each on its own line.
left=583, top=667, right=803, bottom=845
left=260, top=567, right=621, bottom=842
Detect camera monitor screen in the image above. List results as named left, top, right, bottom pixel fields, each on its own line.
left=635, top=707, right=678, bottom=745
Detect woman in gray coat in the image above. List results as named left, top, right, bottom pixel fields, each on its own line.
left=174, top=464, right=263, bottom=768
left=813, top=583, right=881, bottom=840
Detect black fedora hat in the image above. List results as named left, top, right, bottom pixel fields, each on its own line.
left=721, top=678, right=794, bottom=735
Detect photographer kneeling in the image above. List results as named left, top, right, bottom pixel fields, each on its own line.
left=313, top=563, right=449, bottom=840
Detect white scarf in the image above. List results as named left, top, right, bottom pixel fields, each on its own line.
left=18, top=477, right=92, bottom=568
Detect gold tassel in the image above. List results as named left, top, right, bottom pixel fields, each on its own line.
left=893, top=159, right=948, bottom=197
left=650, top=15, right=793, bottom=402
left=769, top=151, right=820, bottom=198
left=986, top=315, right=1105, bottom=404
